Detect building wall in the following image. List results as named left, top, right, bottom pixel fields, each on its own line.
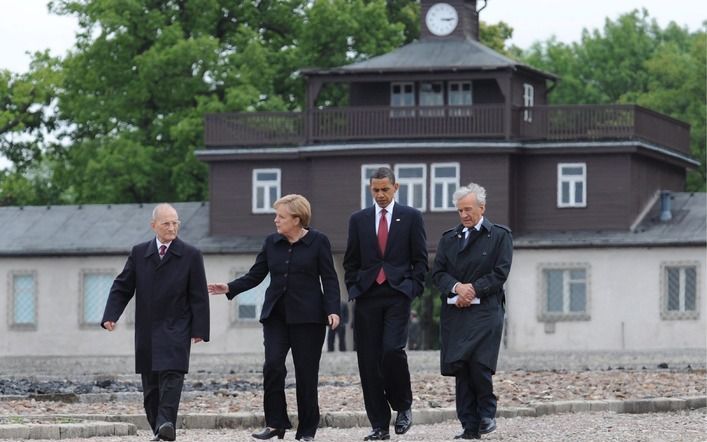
left=208, top=152, right=514, bottom=252
left=515, top=153, right=634, bottom=232
left=505, top=247, right=707, bottom=351
left=0, top=254, right=350, bottom=357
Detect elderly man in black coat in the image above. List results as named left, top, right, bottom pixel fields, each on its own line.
left=101, top=203, right=210, bottom=441
left=431, top=183, right=512, bottom=440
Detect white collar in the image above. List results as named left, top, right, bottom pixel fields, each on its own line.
left=156, top=238, right=172, bottom=249
left=463, top=217, right=484, bottom=233
left=376, top=201, right=395, bottom=215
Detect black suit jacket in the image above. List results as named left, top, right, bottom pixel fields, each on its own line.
left=343, top=203, right=428, bottom=300
left=227, top=228, right=341, bottom=324
left=101, top=237, right=210, bottom=374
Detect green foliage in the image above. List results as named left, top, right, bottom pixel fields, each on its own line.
left=0, top=52, right=62, bottom=171
left=521, top=10, right=706, bottom=189
left=1, top=4, right=703, bottom=205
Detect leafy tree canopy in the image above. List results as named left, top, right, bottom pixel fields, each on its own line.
left=521, top=10, right=706, bottom=189
left=0, top=3, right=704, bottom=205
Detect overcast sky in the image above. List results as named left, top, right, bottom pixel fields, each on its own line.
left=1, top=0, right=704, bottom=73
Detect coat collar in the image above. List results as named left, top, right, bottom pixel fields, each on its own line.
left=145, top=236, right=184, bottom=258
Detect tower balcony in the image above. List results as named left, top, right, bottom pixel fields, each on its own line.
left=204, top=104, right=690, bottom=155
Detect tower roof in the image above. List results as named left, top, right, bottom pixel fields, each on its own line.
left=302, top=38, right=557, bottom=80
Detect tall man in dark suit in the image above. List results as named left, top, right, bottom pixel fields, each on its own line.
left=431, top=183, right=512, bottom=440
left=344, top=167, right=428, bottom=441
left=101, top=203, right=210, bottom=442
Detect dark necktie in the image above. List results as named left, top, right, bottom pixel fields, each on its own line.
left=376, top=209, right=388, bottom=284
left=159, top=244, right=167, bottom=259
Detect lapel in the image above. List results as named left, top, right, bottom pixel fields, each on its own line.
left=365, top=206, right=377, bottom=247
left=144, top=239, right=161, bottom=268
left=384, top=203, right=403, bottom=256
left=145, top=237, right=184, bottom=269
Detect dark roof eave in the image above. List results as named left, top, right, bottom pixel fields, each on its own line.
left=302, top=65, right=558, bottom=80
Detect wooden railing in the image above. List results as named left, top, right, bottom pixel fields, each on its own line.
left=205, top=104, right=691, bottom=155
left=518, top=105, right=691, bottom=154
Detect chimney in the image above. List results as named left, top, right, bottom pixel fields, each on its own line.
left=463, top=0, right=481, bottom=41
left=659, top=191, right=672, bottom=222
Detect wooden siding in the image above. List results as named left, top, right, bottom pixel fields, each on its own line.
left=630, top=156, right=685, bottom=219
left=515, top=153, right=633, bottom=232
left=209, top=152, right=514, bottom=252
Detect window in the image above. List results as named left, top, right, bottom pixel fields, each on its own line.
left=661, top=263, right=699, bottom=320
left=252, top=168, right=281, bottom=213
left=231, top=272, right=270, bottom=323
left=391, top=82, right=415, bottom=117
left=449, top=81, right=472, bottom=116
left=10, top=272, right=37, bottom=329
left=395, top=164, right=426, bottom=211
left=523, top=83, right=534, bottom=122
left=539, top=264, right=590, bottom=322
left=81, top=271, right=114, bottom=326
left=557, top=163, right=587, bottom=208
left=361, top=164, right=390, bottom=209
left=420, top=82, right=444, bottom=116
left=431, top=162, right=459, bottom=211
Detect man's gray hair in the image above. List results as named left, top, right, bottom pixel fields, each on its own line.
left=152, top=203, right=176, bottom=220
left=452, top=183, right=487, bottom=206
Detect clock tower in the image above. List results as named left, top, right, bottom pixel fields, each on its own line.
left=420, top=0, right=483, bottom=41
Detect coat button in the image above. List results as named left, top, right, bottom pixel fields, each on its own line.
left=284, top=273, right=288, bottom=277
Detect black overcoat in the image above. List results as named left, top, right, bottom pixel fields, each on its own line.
left=101, top=237, right=210, bottom=373
left=431, top=218, right=512, bottom=376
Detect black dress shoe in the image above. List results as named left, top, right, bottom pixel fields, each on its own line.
left=394, top=408, right=412, bottom=435
left=479, top=417, right=496, bottom=434
left=300, top=437, right=315, bottom=441
left=363, top=428, right=390, bottom=440
left=454, top=429, right=480, bottom=439
left=252, top=427, right=286, bottom=440
left=155, top=422, right=175, bottom=441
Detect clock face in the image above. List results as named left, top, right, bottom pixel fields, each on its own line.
left=425, top=3, right=459, bottom=37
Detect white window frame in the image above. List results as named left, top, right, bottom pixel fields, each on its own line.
left=448, top=81, right=473, bottom=116
left=523, top=83, right=534, bottom=122
left=430, top=162, right=459, bottom=212
left=361, top=164, right=391, bottom=209
left=395, top=164, right=427, bottom=211
left=660, top=262, right=700, bottom=320
left=79, top=270, right=116, bottom=328
left=557, top=163, right=587, bottom=208
left=229, top=269, right=270, bottom=325
left=420, top=81, right=444, bottom=117
left=390, top=82, right=415, bottom=117
left=8, top=270, right=37, bottom=330
left=252, top=168, right=281, bottom=214
left=537, top=263, right=591, bottom=322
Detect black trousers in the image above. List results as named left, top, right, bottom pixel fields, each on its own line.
left=141, top=370, right=185, bottom=434
left=262, top=317, right=326, bottom=439
left=455, top=360, right=496, bottom=431
left=354, top=284, right=412, bottom=430
left=326, top=324, right=347, bottom=351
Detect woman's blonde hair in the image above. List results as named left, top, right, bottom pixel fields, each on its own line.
left=273, top=194, right=312, bottom=227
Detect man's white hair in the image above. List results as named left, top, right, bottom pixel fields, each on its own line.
left=452, top=183, right=487, bottom=206
left=152, top=203, right=177, bottom=220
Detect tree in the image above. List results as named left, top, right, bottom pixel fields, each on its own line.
left=0, top=52, right=62, bottom=171
left=522, top=10, right=706, bottom=189
left=41, top=0, right=411, bottom=204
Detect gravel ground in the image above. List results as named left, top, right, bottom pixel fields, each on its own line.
left=0, top=350, right=705, bottom=441
left=0, top=411, right=703, bottom=442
